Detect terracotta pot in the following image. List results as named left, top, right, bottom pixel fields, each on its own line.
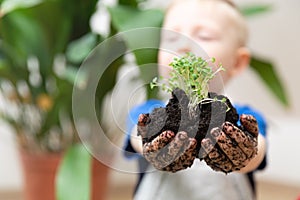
left=91, top=158, right=110, bottom=200
left=20, top=150, right=110, bottom=200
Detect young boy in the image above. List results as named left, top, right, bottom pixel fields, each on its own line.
left=124, top=0, right=267, bottom=199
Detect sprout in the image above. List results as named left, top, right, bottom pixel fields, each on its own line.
left=151, top=52, right=226, bottom=111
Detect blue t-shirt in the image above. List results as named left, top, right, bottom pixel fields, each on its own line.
left=123, top=99, right=267, bottom=194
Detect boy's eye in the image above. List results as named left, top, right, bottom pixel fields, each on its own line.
left=196, top=32, right=217, bottom=41
left=161, top=34, right=180, bottom=43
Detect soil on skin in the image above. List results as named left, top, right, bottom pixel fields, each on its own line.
left=141, top=88, right=239, bottom=152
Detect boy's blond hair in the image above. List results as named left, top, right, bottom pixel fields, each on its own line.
left=166, top=0, right=248, bottom=46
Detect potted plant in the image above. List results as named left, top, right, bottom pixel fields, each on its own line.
left=0, top=0, right=164, bottom=199
left=0, top=0, right=107, bottom=199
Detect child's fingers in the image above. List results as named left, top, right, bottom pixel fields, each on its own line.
left=143, top=130, right=175, bottom=153
left=138, top=113, right=149, bottom=126
left=210, top=127, right=248, bottom=167
left=155, top=131, right=190, bottom=169
left=201, top=135, right=234, bottom=173
left=143, top=131, right=198, bottom=171
left=201, top=125, right=259, bottom=172
left=143, top=130, right=190, bottom=170
left=143, top=130, right=175, bottom=168
left=137, top=114, right=149, bottom=139
left=240, top=114, right=259, bottom=137
left=162, top=138, right=197, bottom=172
left=199, top=137, right=215, bottom=159
left=222, top=122, right=258, bottom=159
left=204, top=157, right=230, bottom=173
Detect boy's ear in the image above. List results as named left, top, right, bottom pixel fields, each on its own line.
left=231, top=47, right=250, bottom=76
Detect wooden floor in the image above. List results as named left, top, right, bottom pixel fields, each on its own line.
left=106, top=181, right=300, bottom=200
left=256, top=181, right=300, bottom=200
left=1, top=180, right=299, bottom=200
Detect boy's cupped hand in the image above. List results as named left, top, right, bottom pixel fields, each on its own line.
left=138, top=114, right=198, bottom=173
left=138, top=114, right=258, bottom=173
left=200, top=114, right=258, bottom=173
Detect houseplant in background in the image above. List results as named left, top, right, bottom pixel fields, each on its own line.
left=0, top=0, right=106, bottom=199
left=0, top=1, right=289, bottom=200
left=0, top=0, right=164, bottom=200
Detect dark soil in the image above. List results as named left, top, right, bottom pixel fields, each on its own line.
left=140, top=88, right=239, bottom=152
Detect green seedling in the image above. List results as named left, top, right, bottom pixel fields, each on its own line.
left=150, top=52, right=228, bottom=112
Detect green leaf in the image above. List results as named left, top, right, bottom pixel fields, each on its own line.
left=240, top=4, right=272, bottom=17
left=250, top=56, right=289, bottom=107
left=119, top=0, right=139, bottom=7
left=0, top=0, right=43, bottom=16
left=108, top=5, right=163, bottom=64
left=56, top=144, right=92, bottom=200
left=0, top=8, right=52, bottom=74
left=61, top=0, right=98, bottom=41
left=29, top=1, right=73, bottom=56
left=63, top=65, right=84, bottom=85
left=0, top=58, right=17, bottom=83
left=108, top=5, right=164, bottom=31
left=66, top=33, right=98, bottom=64
left=108, top=5, right=164, bottom=99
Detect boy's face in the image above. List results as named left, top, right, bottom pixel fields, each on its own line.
left=158, top=0, right=247, bottom=87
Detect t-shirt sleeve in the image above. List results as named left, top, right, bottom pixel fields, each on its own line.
left=123, top=99, right=165, bottom=159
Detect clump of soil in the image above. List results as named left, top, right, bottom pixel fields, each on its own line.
left=139, top=88, right=239, bottom=152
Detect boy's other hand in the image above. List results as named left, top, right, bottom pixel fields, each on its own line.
left=138, top=114, right=198, bottom=173
left=200, top=114, right=258, bottom=173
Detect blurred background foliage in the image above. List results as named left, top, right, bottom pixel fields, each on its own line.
left=0, top=0, right=99, bottom=152
left=0, top=0, right=289, bottom=199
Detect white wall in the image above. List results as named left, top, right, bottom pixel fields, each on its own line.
left=227, top=0, right=300, bottom=117
left=0, top=122, right=23, bottom=190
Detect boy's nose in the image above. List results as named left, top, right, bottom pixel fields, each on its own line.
left=176, top=39, right=208, bottom=59
left=177, top=47, right=191, bottom=55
